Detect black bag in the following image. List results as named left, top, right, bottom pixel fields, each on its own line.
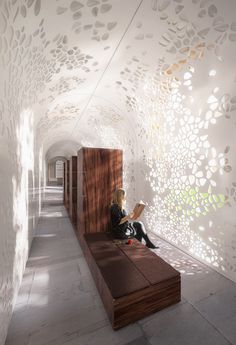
left=112, top=221, right=136, bottom=239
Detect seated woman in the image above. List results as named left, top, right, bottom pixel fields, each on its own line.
left=110, top=188, right=159, bottom=249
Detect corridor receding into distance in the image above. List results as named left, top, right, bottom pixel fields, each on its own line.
left=0, top=0, right=236, bottom=344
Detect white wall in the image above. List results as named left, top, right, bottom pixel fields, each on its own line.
left=0, top=109, right=40, bottom=344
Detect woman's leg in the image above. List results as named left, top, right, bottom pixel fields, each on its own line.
left=132, top=222, right=159, bottom=248
left=132, top=222, right=142, bottom=242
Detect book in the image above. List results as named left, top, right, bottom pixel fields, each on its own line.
left=132, top=200, right=146, bottom=220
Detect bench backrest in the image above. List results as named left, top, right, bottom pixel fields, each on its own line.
left=77, top=147, right=123, bottom=237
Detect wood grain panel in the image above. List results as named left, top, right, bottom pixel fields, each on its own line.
left=63, top=162, right=66, bottom=204
left=82, top=238, right=114, bottom=322
left=113, top=279, right=180, bottom=329
left=64, top=160, right=70, bottom=210
left=77, top=147, right=123, bottom=236
left=69, top=156, right=77, bottom=225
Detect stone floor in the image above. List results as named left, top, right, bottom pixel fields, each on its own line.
left=5, top=187, right=236, bottom=345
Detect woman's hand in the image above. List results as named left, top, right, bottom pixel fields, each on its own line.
left=119, top=212, right=134, bottom=224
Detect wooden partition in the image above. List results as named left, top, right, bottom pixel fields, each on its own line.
left=77, top=147, right=123, bottom=242
left=64, top=160, right=70, bottom=210
left=63, top=162, right=66, bottom=205
left=69, top=156, right=77, bottom=226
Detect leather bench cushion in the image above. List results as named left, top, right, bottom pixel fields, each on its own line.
left=84, top=233, right=149, bottom=298
left=117, top=240, right=180, bottom=285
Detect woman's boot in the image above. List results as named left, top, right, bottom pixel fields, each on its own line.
left=143, top=234, right=159, bottom=249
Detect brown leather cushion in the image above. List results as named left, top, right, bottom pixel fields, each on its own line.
left=117, top=240, right=180, bottom=285
left=84, top=233, right=149, bottom=298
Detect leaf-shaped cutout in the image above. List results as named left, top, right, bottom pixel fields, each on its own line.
left=224, top=146, right=230, bottom=153
left=107, top=22, right=117, bottom=30
left=0, top=11, right=7, bottom=34
left=87, top=0, right=99, bottom=7
left=152, top=0, right=157, bottom=11
left=224, top=165, right=232, bottom=173
left=198, top=9, right=206, bottom=18
left=231, top=22, right=236, bottom=31
left=175, top=5, right=184, bottom=14
left=34, top=0, right=41, bottom=16
left=92, top=7, right=98, bottom=16
left=95, top=21, right=105, bottom=28
left=70, top=1, right=84, bottom=12
left=215, top=24, right=229, bottom=32
left=20, top=5, right=27, bottom=17
left=158, top=0, right=170, bottom=12
left=100, top=4, right=112, bottom=13
left=208, top=4, right=217, bottom=17
left=57, top=7, right=67, bottom=15
left=27, top=0, right=34, bottom=8
left=198, top=28, right=210, bottom=38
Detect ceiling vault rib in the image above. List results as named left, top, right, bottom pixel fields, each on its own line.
left=69, top=0, right=144, bottom=138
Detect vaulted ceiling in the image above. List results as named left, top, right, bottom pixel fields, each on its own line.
left=2, top=0, right=236, bottom=161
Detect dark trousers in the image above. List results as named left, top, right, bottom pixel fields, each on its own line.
left=132, top=221, right=150, bottom=243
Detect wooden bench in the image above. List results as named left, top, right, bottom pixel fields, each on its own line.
left=73, top=147, right=181, bottom=329
left=83, top=232, right=181, bottom=330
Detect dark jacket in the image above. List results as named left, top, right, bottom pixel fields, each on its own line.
left=110, top=203, right=135, bottom=239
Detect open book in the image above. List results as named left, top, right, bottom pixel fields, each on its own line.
left=131, top=200, right=146, bottom=220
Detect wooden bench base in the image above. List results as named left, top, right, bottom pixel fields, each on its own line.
left=113, top=282, right=180, bottom=329
left=82, top=233, right=181, bottom=330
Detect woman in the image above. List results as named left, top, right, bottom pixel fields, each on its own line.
left=110, top=188, right=158, bottom=249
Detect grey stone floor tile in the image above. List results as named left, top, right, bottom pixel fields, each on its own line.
left=182, top=271, right=236, bottom=304
left=148, top=332, right=230, bottom=345
left=35, top=256, right=81, bottom=272
left=77, top=257, right=91, bottom=276
left=78, top=274, right=97, bottom=293
left=26, top=254, right=81, bottom=269
left=5, top=332, right=30, bottom=345
left=32, top=261, right=81, bottom=287
left=28, top=280, right=93, bottom=308
left=195, top=284, right=236, bottom=323
left=8, top=295, right=104, bottom=337
left=194, top=284, right=236, bottom=344
left=29, top=319, right=109, bottom=345
left=141, top=302, right=231, bottom=345
left=60, top=323, right=143, bottom=345
left=18, top=310, right=108, bottom=345
left=13, top=303, right=28, bottom=314
left=125, top=335, right=151, bottom=345
left=217, top=314, right=236, bottom=345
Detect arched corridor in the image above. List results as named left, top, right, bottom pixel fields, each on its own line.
left=1, top=0, right=236, bottom=344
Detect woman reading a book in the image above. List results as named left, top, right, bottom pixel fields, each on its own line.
left=110, top=188, right=158, bottom=249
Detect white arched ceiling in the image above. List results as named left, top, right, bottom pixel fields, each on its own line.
left=1, top=0, right=236, bottom=342
left=45, top=140, right=81, bottom=161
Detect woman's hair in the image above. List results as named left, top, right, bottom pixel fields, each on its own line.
left=112, top=188, right=125, bottom=209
